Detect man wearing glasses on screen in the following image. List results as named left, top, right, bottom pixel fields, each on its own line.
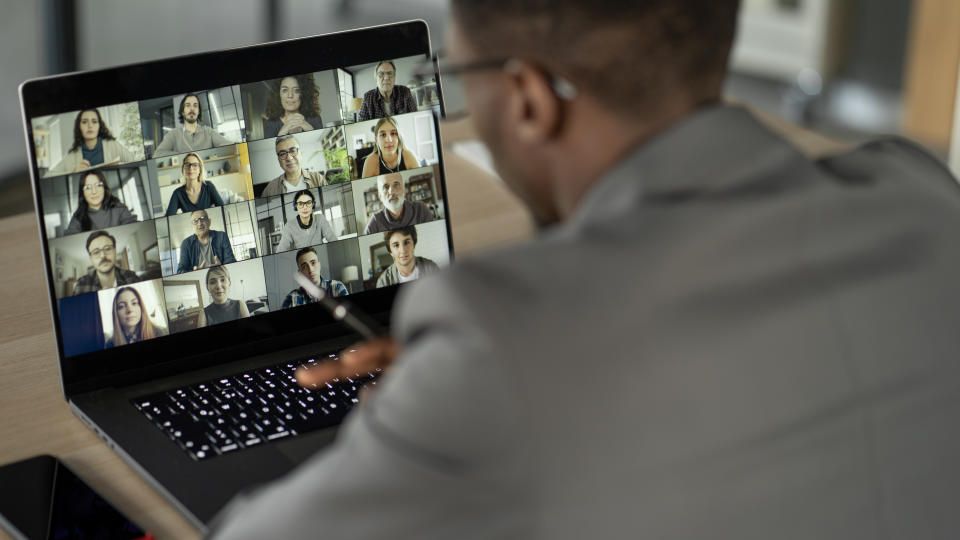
left=357, top=60, right=419, bottom=122
left=260, top=134, right=327, bottom=197
left=175, top=210, right=236, bottom=273
left=71, top=231, right=142, bottom=296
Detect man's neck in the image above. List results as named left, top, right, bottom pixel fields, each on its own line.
left=547, top=96, right=708, bottom=222
left=397, top=261, right=415, bottom=277
left=196, top=232, right=210, bottom=244
left=379, top=88, right=393, bottom=101
left=184, top=121, right=198, bottom=134
left=96, top=267, right=116, bottom=288
left=284, top=169, right=302, bottom=184
left=386, top=203, right=404, bottom=221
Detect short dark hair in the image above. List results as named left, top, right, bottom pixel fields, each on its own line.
left=295, top=246, right=318, bottom=265
left=384, top=225, right=417, bottom=246
left=450, top=0, right=741, bottom=117
left=292, top=189, right=315, bottom=210
left=85, top=230, right=116, bottom=253
left=178, top=93, right=203, bottom=123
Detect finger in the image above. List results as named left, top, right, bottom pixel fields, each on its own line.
left=340, top=337, right=398, bottom=374
left=296, top=362, right=342, bottom=388
left=213, top=255, right=221, bottom=265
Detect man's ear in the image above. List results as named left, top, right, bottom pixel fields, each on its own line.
left=503, top=59, right=563, bottom=143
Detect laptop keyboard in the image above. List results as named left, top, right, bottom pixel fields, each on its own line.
left=132, top=352, right=379, bottom=460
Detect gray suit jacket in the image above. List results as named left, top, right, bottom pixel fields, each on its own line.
left=211, top=104, right=960, bottom=539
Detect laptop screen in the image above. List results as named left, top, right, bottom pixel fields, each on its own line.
left=19, top=22, right=452, bottom=390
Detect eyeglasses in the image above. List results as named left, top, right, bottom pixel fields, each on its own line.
left=376, top=70, right=396, bottom=80
left=183, top=162, right=201, bottom=169
left=412, top=50, right=577, bottom=121
left=82, top=182, right=105, bottom=192
left=192, top=216, right=210, bottom=224
left=296, top=200, right=314, bottom=208
left=88, top=245, right=115, bottom=258
left=277, top=147, right=300, bottom=159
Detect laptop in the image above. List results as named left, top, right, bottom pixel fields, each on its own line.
left=18, top=20, right=453, bottom=530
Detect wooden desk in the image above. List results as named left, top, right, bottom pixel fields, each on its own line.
left=0, top=118, right=532, bottom=539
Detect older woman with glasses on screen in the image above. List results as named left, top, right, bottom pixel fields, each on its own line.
left=165, top=152, right=225, bottom=216
left=63, top=170, right=138, bottom=235
left=360, top=116, right=420, bottom=179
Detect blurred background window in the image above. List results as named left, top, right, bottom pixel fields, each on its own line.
left=2, top=0, right=959, bottom=216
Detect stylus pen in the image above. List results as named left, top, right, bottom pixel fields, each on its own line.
left=294, top=272, right=384, bottom=340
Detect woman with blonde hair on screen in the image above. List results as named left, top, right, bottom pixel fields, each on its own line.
left=361, top=115, right=420, bottom=178
left=164, top=152, right=225, bottom=215
left=106, top=286, right=167, bottom=347
left=198, top=265, right=251, bottom=327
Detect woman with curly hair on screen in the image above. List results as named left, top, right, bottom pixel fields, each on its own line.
left=263, top=74, right=323, bottom=137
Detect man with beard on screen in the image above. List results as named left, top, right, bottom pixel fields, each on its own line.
left=154, top=93, right=232, bottom=157
left=362, top=172, right=434, bottom=234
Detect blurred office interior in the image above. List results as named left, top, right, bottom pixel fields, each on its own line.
left=2, top=0, right=958, bottom=217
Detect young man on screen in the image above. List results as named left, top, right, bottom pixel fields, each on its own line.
left=153, top=94, right=232, bottom=157
left=376, top=226, right=438, bottom=287
left=282, top=247, right=348, bottom=307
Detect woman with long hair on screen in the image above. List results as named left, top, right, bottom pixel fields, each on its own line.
left=106, top=286, right=167, bottom=347
left=47, top=108, right=137, bottom=176
left=263, top=74, right=323, bottom=137
left=361, top=115, right=420, bottom=178
left=197, top=265, right=251, bottom=328
left=164, top=152, right=225, bottom=215
left=63, top=170, right=137, bottom=235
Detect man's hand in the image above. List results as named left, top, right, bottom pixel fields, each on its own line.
left=296, top=337, right=399, bottom=390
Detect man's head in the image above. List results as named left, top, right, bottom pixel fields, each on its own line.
left=86, top=231, right=117, bottom=273
left=377, top=173, right=405, bottom=215
left=293, top=189, right=315, bottom=221
left=375, top=60, right=397, bottom=96
left=179, top=93, right=202, bottom=124
left=275, top=135, right=301, bottom=175
left=191, top=210, right=210, bottom=236
left=385, top=226, right=417, bottom=273
left=295, top=247, right=322, bottom=285
left=446, top=0, right=740, bottom=225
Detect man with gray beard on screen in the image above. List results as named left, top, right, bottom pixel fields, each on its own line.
left=362, top=172, right=434, bottom=234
